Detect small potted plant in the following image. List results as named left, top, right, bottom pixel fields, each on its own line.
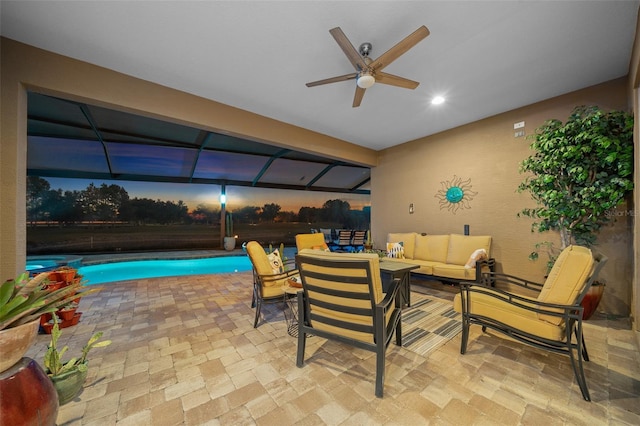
left=55, top=266, right=77, bottom=284
left=364, top=230, right=373, bottom=250
left=0, top=273, right=99, bottom=373
left=57, top=301, right=79, bottom=322
left=223, top=211, right=236, bottom=251
left=44, top=318, right=111, bottom=405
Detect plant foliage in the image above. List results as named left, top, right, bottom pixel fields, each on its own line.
left=0, top=273, right=99, bottom=331
left=518, top=105, right=633, bottom=251
left=44, top=318, right=111, bottom=377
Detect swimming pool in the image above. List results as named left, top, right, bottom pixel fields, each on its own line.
left=26, top=255, right=84, bottom=273
left=78, top=256, right=252, bottom=285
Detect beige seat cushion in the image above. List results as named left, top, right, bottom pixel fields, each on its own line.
left=453, top=290, right=565, bottom=341
left=446, top=234, right=492, bottom=266
left=432, top=264, right=477, bottom=280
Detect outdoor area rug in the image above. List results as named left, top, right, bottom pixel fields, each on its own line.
left=401, top=292, right=462, bottom=358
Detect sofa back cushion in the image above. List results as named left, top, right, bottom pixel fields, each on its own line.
left=446, top=234, right=492, bottom=266
left=387, top=233, right=417, bottom=259
left=414, top=234, right=450, bottom=263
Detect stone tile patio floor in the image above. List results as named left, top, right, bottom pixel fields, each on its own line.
left=25, top=272, right=640, bottom=425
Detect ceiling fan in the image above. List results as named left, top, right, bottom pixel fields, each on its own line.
left=306, top=25, right=430, bottom=107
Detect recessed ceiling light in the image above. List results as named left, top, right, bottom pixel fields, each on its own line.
left=431, top=96, right=445, bottom=105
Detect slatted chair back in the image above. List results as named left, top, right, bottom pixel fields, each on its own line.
left=294, top=249, right=402, bottom=397
left=350, top=230, right=367, bottom=251
left=335, top=230, right=354, bottom=251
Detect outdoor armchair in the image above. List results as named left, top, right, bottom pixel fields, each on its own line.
left=350, top=230, right=367, bottom=252
left=295, top=233, right=329, bottom=252
left=246, top=241, right=299, bottom=328
left=453, top=245, right=607, bottom=401
left=333, top=230, right=354, bottom=252
left=295, top=249, right=403, bottom=398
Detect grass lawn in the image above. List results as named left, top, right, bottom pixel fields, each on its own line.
left=27, top=222, right=339, bottom=254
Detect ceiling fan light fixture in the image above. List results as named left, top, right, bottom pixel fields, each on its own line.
left=357, top=73, right=375, bottom=89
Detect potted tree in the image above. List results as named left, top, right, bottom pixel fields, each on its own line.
left=44, top=318, right=111, bottom=405
left=517, top=105, right=634, bottom=318
left=223, top=211, right=236, bottom=251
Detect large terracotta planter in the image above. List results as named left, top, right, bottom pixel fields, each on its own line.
left=0, top=357, right=59, bottom=426
left=0, top=318, right=40, bottom=373
left=51, top=365, right=88, bottom=405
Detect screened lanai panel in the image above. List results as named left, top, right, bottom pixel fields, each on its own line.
left=89, top=105, right=203, bottom=146
left=28, top=118, right=99, bottom=141
left=193, top=150, right=268, bottom=181
left=259, top=158, right=329, bottom=187
left=207, top=133, right=288, bottom=156
left=26, top=92, right=371, bottom=194
left=313, top=165, right=370, bottom=189
left=27, top=93, right=89, bottom=129
left=28, top=137, right=110, bottom=172
left=107, top=142, right=197, bottom=177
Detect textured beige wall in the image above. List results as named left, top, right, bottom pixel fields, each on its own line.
left=372, top=78, right=633, bottom=316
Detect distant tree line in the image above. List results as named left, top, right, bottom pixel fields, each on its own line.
left=27, top=177, right=370, bottom=229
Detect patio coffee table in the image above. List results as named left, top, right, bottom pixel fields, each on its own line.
left=379, top=260, right=419, bottom=307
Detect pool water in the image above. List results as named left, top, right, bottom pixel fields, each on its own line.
left=26, top=255, right=84, bottom=273
left=25, top=259, right=59, bottom=271
left=78, top=256, right=252, bottom=285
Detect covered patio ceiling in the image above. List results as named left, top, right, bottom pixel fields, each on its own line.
left=26, top=92, right=371, bottom=195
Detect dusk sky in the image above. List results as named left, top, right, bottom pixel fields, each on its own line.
left=44, top=177, right=371, bottom=213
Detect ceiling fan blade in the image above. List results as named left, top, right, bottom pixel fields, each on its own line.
left=352, top=86, right=366, bottom=108
left=306, top=73, right=358, bottom=87
left=329, top=27, right=368, bottom=71
left=370, top=25, right=430, bottom=72
left=375, top=72, right=420, bottom=89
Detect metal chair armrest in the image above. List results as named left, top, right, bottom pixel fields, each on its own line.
left=378, top=277, right=402, bottom=311
left=459, top=281, right=582, bottom=320
left=471, top=271, right=545, bottom=292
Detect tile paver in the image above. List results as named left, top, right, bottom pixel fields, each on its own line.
left=21, top=269, right=640, bottom=425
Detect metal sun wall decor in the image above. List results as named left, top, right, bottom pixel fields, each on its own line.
left=434, top=175, right=477, bottom=214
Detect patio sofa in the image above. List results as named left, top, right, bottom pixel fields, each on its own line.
left=385, top=232, right=495, bottom=283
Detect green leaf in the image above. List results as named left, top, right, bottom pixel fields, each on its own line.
left=517, top=105, right=633, bottom=252
left=0, top=280, right=16, bottom=308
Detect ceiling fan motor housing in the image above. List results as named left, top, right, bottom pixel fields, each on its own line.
left=359, top=42, right=372, bottom=58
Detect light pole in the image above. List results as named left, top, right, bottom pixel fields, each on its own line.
left=220, top=184, right=226, bottom=249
